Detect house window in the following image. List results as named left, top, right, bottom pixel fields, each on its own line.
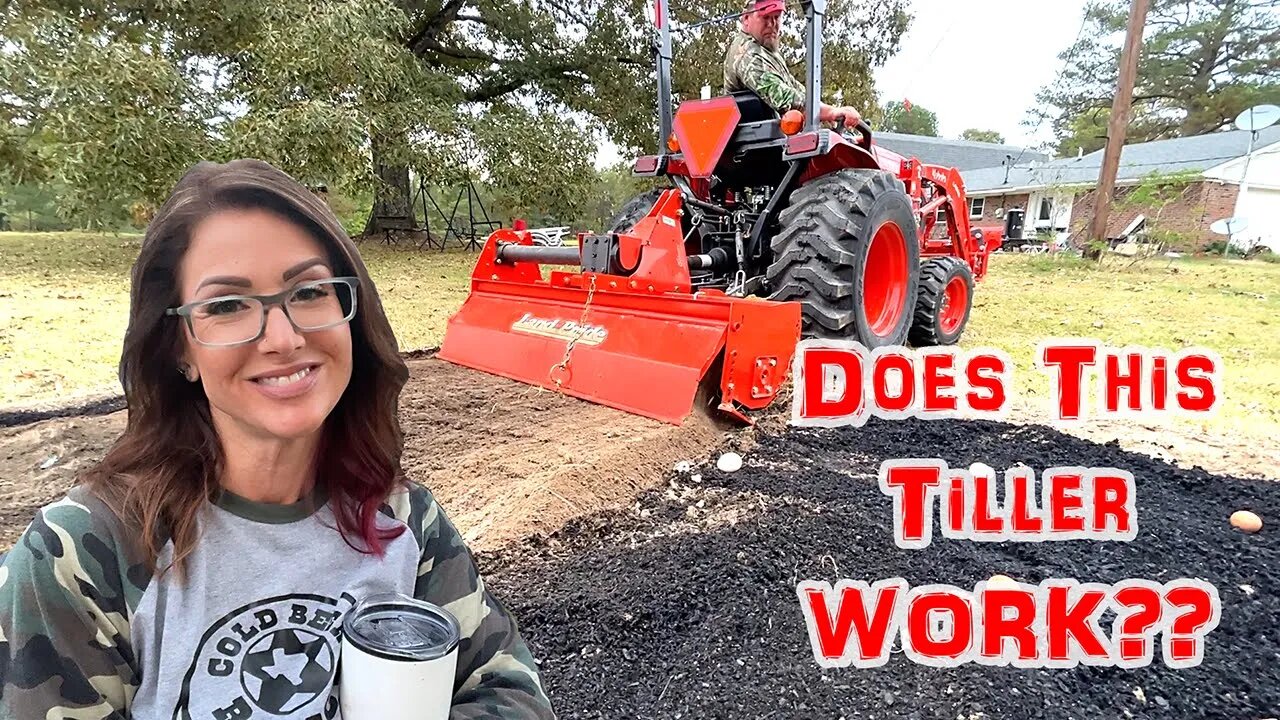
left=1039, top=198, right=1052, bottom=221
left=969, top=197, right=984, bottom=219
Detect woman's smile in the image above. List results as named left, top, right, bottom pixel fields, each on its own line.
left=250, top=362, right=322, bottom=399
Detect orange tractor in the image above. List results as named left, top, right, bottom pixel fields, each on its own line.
left=440, top=0, right=997, bottom=425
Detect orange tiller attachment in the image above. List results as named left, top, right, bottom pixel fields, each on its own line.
left=437, top=189, right=801, bottom=425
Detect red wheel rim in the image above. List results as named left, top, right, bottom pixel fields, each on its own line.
left=863, top=221, right=910, bottom=338
left=939, top=275, right=968, bottom=335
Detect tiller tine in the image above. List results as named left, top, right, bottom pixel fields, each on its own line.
left=437, top=190, right=801, bottom=425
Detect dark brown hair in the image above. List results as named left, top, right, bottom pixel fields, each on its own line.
left=83, top=159, right=410, bottom=576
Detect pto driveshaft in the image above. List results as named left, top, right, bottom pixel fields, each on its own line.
left=496, top=241, right=727, bottom=271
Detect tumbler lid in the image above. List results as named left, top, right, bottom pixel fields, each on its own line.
left=343, top=593, right=461, bottom=662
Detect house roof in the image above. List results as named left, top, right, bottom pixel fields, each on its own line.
left=963, top=125, right=1280, bottom=195
left=873, top=132, right=1049, bottom=171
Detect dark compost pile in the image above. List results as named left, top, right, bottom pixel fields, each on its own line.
left=481, top=418, right=1279, bottom=719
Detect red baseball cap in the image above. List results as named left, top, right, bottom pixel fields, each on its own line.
left=752, top=0, right=785, bottom=14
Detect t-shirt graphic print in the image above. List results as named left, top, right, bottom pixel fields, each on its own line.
left=177, top=593, right=358, bottom=720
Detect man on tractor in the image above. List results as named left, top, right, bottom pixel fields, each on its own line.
left=436, top=0, right=994, bottom=426
left=723, top=0, right=861, bottom=125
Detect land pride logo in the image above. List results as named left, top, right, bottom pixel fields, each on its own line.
left=176, top=593, right=356, bottom=720
left=511, top=312, right=608, bottom=346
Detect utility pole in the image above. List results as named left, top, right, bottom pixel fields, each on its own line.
left=1085, top=0, right=1149, bottom=260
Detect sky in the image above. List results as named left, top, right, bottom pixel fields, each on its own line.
left=596, top=0, right=1091, bottom=167
left=875, top=0, right=1091, bottom=149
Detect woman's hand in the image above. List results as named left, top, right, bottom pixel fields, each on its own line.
left=400, top=486, right=555, bottom=719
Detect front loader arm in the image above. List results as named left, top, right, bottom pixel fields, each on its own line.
left=909, top=163, right=996, bottom=279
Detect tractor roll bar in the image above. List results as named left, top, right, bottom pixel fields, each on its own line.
left=654, top=0, right=674, bottom=144
left=803, top=0, right=825, bottom=133
left=651, top=0, right=828, bottom=148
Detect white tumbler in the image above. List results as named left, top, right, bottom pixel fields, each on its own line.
left=339, top=592, right=461, bottom=720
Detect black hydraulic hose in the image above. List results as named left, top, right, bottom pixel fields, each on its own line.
left=672, top=176, right=730, bottom=216
left=747, top=160, right=805, bottom=262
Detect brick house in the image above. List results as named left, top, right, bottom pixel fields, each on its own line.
left=872, top=133, right=1047, bottom=242
left=960, top=126, right=1280, bottom=253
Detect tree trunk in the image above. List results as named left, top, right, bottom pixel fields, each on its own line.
left=363, top=136, right=417, bottom=237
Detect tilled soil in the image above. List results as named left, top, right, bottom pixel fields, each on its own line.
left=482, top=417, right=1280, bottom=719
left=0, top=356, right=722, bottom=550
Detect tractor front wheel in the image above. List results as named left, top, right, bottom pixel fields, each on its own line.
left=767, top=169, right=919, bottom=347
left=908, top=256, right=975, bottom=346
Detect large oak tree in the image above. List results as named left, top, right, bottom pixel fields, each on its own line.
left=1, top=0, right=909, bottom=230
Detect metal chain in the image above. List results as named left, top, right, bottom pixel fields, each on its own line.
left=549, top=274, right=598, bottom=390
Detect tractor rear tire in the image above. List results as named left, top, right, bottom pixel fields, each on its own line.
left=605, top=189, right=665, bottom=234
left=908, top=256, right=974, bottom=346
left=767, top=169, right=920, bottom=347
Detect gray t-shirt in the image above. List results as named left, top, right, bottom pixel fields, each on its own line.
left=0, top=483, right=555, bottom=719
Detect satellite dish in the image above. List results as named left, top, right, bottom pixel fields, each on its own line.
left=1210, top=217, right=1248, bottom=236
left=1235, top=105, right=1280, bottom=132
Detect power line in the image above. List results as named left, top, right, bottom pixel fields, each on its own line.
left=1010, top=5, right=1093, bottom=167
left=898, top=3, right=963, bottom=100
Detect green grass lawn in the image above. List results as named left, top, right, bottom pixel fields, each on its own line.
left=968, top=252, right=1280, bottom=436
left=2, top=232, right=1278, bottom=440
left=0, top=232, right=475, bottom=404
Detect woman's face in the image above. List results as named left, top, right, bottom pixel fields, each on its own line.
left=177, top=208, right=354, bottom=443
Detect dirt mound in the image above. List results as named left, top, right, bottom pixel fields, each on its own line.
left=481, top=417, right=1279, bottom=719
left=0, top=412, right=127, bottom=547
left=0, top=357, right=723, bottom=551
left=399, top=358, right=722, bottom=550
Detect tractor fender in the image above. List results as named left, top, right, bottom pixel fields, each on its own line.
left=799, top=137, right=883, bottom=185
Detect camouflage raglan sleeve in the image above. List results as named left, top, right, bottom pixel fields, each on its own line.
left=394, top=484, right=555, bottom=720
left=742, top=50, right=805, bottom=114
left=0, top=487, right=150, bottom=719
left=724, top=32, right=805, bottom=114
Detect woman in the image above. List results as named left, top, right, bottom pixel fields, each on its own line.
left=0, top=159, right=555, bottom=719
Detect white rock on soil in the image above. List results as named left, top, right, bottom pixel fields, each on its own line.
left=674, top=461, right=692, bottom=474
left=717, top=452, right=743, bottom=473
left=969, top=462, right=995, bottom=479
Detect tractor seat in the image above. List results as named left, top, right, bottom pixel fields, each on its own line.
left=730, top=91, right=780, bottom=124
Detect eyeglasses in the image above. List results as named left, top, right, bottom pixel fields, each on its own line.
left=166, top=277, right=360, bottom=347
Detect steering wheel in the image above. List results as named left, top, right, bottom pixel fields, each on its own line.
left=833, top=114, right=873, bottom=150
